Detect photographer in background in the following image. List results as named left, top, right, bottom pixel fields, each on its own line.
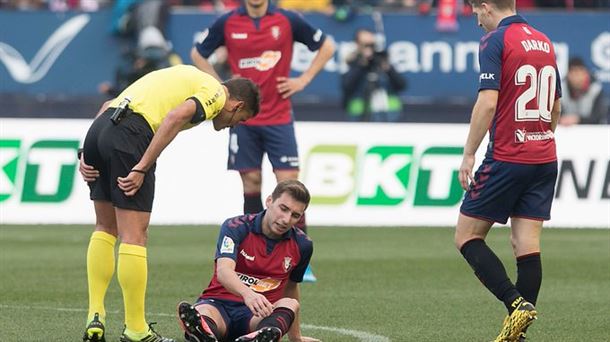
left=341, top=28, right=407, bottom=122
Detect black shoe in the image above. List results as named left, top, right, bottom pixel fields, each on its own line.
left=234, top=327, right=282, bottom=342
left=177, top=301, right=217, bottom=342
left=119, top=322, right=175, bottom=342
left=83, top=313, right=106, bottom=342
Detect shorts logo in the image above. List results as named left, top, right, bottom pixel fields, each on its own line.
left=220, top=236, right=235, bottom=254
left=238, top=51, right=281, bottom=71
left=280, top=155, right=299, bottom=167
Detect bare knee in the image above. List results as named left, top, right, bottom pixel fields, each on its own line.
left=454, top=214, right=492, bottom=250
left=241, top=171, right=262, bottom=194
left=275, top=297, right=299, bottom=313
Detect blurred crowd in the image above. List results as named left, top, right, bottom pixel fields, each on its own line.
left=1, top=0, right=608, bottom=11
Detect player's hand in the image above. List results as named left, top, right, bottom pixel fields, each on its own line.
left=79, top=156, right=99, bottom=182
left=458, top=154, right=476, bottom=191
left=117, top=170, right=145, bottom=196
left=243, top=291, right=274, bottom=317
left=276, top=76, right=307, bottom=99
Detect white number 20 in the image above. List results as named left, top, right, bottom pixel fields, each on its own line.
left=514, top=64, right=556, bottom=122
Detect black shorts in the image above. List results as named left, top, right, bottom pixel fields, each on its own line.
left=83, top=108, right=155, bottom=212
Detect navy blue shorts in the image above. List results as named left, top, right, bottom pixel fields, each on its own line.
left=227, top=123, right=299, bottom=172
left=460, top=158, right=558, bottom=224
left=195, top=298, right=253, bottom=341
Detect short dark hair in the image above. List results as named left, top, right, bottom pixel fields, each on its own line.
left=568, top=57, right=587, bottom=69
left=271, top=180, right=311, bottom=208
left=468, top=0, right=514, bottom=10
left=223, top=77, right=260, bottom=117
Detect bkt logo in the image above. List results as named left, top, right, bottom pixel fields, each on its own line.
left=303, top=144, right=464, bottom=207
left=0, top=139, right=79, bottom=203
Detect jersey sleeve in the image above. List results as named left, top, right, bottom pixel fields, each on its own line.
left=215, top=216, right=250, bottom=261
left=280, top=9, right=326, bottom=52
left=194, top=12, right=230, bottom=58
left=478, top=30, right=503, bottom=91
left=289, top=229, right=313, bottom=283
left=189, top=81, right=226, bottom=123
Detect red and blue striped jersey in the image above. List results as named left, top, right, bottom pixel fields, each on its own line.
left=478, top=15, right=562, bottom=164
left=194, top=4, right=327, bottom=126
left=201, top=212, right=313, bottom=304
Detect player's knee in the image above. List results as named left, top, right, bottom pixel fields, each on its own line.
left=277, top=297, right=299, bottom=312
left=241, top=172, right=262, bottom=192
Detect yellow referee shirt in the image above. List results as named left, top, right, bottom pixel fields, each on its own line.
left=109, top=65, right=226, bottom=133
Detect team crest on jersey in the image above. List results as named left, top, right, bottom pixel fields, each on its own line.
left=283, top=257, right=292, bottom=272
left=271, top=26, right=280, bottom=40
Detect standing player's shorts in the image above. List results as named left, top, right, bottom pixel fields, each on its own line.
left=227, top=122, right=299, bottom=172
left=83, top=108, right=156, bottom=212
left=195, top=298, right=253, bottom=341
left=460, top=157, right=558, bottom=224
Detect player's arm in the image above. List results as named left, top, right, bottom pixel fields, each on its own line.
left=216, top=257, right=274, bottom=317
left=459, top=89, right=498, bottom=190
left=190, top=47, right=221, bottom=81
left=117, top=99, right=197, bottom=196
left=283, top=280, right=320, bottom=342
left=550, top=97, right=561, bottom=132
left=277, top=38, right=335, bottom=99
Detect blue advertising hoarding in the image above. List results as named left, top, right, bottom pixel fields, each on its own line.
left=1, top=9, right=609, bottom=102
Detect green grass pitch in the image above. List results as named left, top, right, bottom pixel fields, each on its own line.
left=0, top=225, right=608, bottom=341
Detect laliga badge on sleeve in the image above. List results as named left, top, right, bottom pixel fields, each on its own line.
left=220, top=236, right=235, bottom=254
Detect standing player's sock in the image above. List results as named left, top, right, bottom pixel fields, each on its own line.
left=295, top=213, right=307, bottom=233
left=460, top=239, right=521, bottom=313
left=255, top=307, right=296, bottom=336
left=118, top=243, right=148, bottom=336
left=244, top=192, right=263, bottom=214
left=516, top=253, right=542, bottom=305
left=87, top=231, right=117, bottom=322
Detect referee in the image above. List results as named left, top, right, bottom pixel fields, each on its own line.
left=79, top=64, right=259, bottom=342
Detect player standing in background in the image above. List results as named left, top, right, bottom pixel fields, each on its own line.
left=190, top=0, right=335, bottom=282
left=79, top=65, right=260, bottom=342
left=177, top=180, right=319, bottom=342
left=453, top=0, right=561, bottom=341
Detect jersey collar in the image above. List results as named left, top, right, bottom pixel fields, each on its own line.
left=253, top=210, right=292, bottom=240
left=498, top=14, right=528, bottom=28
left=237, top=3, right=278, bottom=16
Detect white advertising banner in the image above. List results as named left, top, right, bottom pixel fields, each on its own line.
left=0, top=119, right=608, bottom=228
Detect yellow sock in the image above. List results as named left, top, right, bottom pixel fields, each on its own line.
left=87, top=231, right=117, bottom=323
left=118, top=243, right=148, bottom=334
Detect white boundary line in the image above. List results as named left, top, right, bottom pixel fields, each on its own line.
left=0, top=304, right=391, bottom=342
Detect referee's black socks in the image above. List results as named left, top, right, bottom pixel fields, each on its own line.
left=460, top=238, right=522, bottom=314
